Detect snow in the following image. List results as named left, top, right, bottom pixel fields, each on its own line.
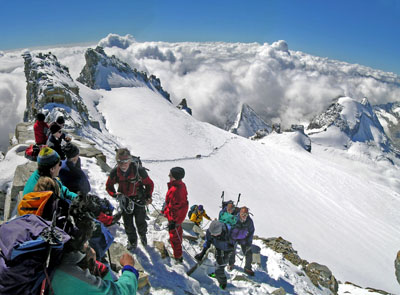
left=92, top=84, right=400, bottom=293
left=1, top=38, right=400, bottom=294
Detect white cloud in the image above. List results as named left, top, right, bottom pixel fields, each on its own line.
left=98, top=33, right=136, bottom=49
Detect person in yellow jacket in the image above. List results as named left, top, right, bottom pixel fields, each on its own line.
left=189, top=205, right=211, bottom=238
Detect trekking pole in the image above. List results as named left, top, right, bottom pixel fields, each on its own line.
left=235, top=193, right=241, bottom=207
left=201, top=219, right=211, bottom=230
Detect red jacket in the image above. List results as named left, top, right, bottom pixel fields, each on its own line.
left=34, top=120, right=49, bottom=145
left=106, top=163, right=154, bottom=199
left=164, top=180, right=188, bottom=224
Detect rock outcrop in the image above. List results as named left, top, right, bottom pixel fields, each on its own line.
left=22, top=52, right=97, bottom=131
left=77, top=46, right=171, bottom=101
left=177, top=98, right=192, bottom=115
left=257, top=236, right=338, bottom=294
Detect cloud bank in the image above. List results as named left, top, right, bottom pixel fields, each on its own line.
left=1, top=36, right=400, bottom=152
left=103, top=38, right=400, bottom=129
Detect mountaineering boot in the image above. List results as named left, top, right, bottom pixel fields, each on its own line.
left=208, top=272, right=216, bottom=278
left=244, top=268, right=254, bottom=276
left=140, top=235, right=147, bottom=247
left=127, top=241, right=137, bottom=252
left=219, top=283, right=227, bottom=290
left=174, top=256, right=183, bottom=263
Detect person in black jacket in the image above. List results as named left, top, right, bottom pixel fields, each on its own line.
left=59, top=143, right=91, bottom=195
left=46, top=124, right=67, bottom=160
left=194, top=220, right=234, bottom=290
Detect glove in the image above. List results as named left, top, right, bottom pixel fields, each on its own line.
left=111, top=211, right=123, bottom=225
left=168, top=221, right=176, bottom=231
left=145, top=197, right=152, bottom=205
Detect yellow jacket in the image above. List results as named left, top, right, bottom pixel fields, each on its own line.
left=190, top=209, right=211, bottom=225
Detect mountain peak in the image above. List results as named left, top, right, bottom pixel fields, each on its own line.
left=77, top=47, right=171, bottom=101
left=228, top=103, right=272, bottom=138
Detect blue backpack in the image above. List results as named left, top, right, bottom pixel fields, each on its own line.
left=0, top=214, right=70, bottom=295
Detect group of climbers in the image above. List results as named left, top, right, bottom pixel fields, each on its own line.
left=8, top=112, right=258, bottom=294
left=193, top=202, right=255, bottom=289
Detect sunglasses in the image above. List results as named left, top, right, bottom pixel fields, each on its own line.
left=117, top=159, right=130, bottom=164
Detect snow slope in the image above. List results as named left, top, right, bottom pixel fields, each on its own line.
left=91, top=85, right=400, bottom=293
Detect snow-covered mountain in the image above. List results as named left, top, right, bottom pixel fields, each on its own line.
left=374, top=101, right=400, bottom=152
left=1, top=34, right=400, bottom=293
left=228, top=103, right=272, bottom=138
left=77, top=46, right=170, bottom=101
left=307, top=96, right=398, bottom=159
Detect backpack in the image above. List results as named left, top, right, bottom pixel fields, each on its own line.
left=24, top=144, right=41, bottom=161
left=0, top=214, right=70, bottom=295
left=17, top=191, right=54, bottom=217
left=86, top=194, right=114, bottom=217
left=187, top=204, right=198, bottom=219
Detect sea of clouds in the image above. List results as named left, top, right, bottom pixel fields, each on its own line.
left=1, top=33, right=400, bottom=152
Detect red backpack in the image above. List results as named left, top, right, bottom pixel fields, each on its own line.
left=25, top=144, right=45, bottom=161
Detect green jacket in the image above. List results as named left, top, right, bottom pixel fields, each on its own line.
left=23, top=170, right=77, bottom=200
left=51, top=252, right=138, bottom=295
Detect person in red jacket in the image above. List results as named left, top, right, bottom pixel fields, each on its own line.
left=106, top=148, right=154, bottom=251
left=163, top=167, right=189, bottom=262
left=33, top=113, right=49, bottom=145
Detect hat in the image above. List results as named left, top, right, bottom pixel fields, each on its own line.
left=198, top=205, right=203, bottom=211
left=208, top=220, right=223, bottom=236
left=64, top=143, right=79, bottom=159
left=36, top=113, right=46, bottom=121
left=50, top=123, right=62, bottom=134
left=170, top=167, right=185, bottom=180
left=37, top=147, right=60, bottom=167
left=56, top=116, right=65, bottom=125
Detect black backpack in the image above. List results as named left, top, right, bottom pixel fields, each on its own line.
left=187, top=204, right=198, bottom=219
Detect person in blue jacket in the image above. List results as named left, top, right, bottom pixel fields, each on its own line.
left=194, top=220, right=234, bottom=290
left=59, top=143, right=91, bottom=195
left=228, top=206, right=255, bottom=276
left=23, top=147, right=77, bottom=201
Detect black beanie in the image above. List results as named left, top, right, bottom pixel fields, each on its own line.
left=56, top=116, right=65, bottom=124
left=170, top=167, right=185, bottom=180
left=36, top=113, right=46, bottom=121
left=50, top=123, right=62, bottom=134
left=64, top=143, right=79, bottom=159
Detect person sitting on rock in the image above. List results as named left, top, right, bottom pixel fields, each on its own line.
left=59, top=143, right=91, bottom=195
left=46, top=123, right=68, bottom=160
left=194, top=220, right=234, bottom=290
left=33, top=113, right=49, bottom=145
left=48, top=115, right=71, bottom=141
left=23, top=147, right=77, bottom=201
left=228, top=206, right=255, bottom=276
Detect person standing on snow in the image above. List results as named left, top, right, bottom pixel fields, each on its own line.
left=228, top=206, right=255, bottom=276
left=162, top=167, right=189, bottom=263
left=194, top=220, right=234, bottom=290
left=106, top=148, right=154, bottom=251
left=189, top=205, right=211, bottom=226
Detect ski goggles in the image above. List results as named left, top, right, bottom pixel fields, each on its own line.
left=117, top=158, right=131, bottom=164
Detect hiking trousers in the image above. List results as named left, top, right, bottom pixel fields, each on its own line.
left=215, top=249, right=232, bottom=286
left=122, top=204, right=147, bottom=245
left=229, top=243, right=253, bottom=270
left=169, top=225, right=183, bottom=258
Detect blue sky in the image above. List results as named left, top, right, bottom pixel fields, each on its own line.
left=1, top=0, right=399, bottom=75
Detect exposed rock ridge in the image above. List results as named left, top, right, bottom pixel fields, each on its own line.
left=77, top=46, right=171, bottom=101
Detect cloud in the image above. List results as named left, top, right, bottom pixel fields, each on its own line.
left=0, top=73, right=26, bottom=152
left=102, top=40, right=400, bottom=129
left=98, top=33, right=136, bottom=49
